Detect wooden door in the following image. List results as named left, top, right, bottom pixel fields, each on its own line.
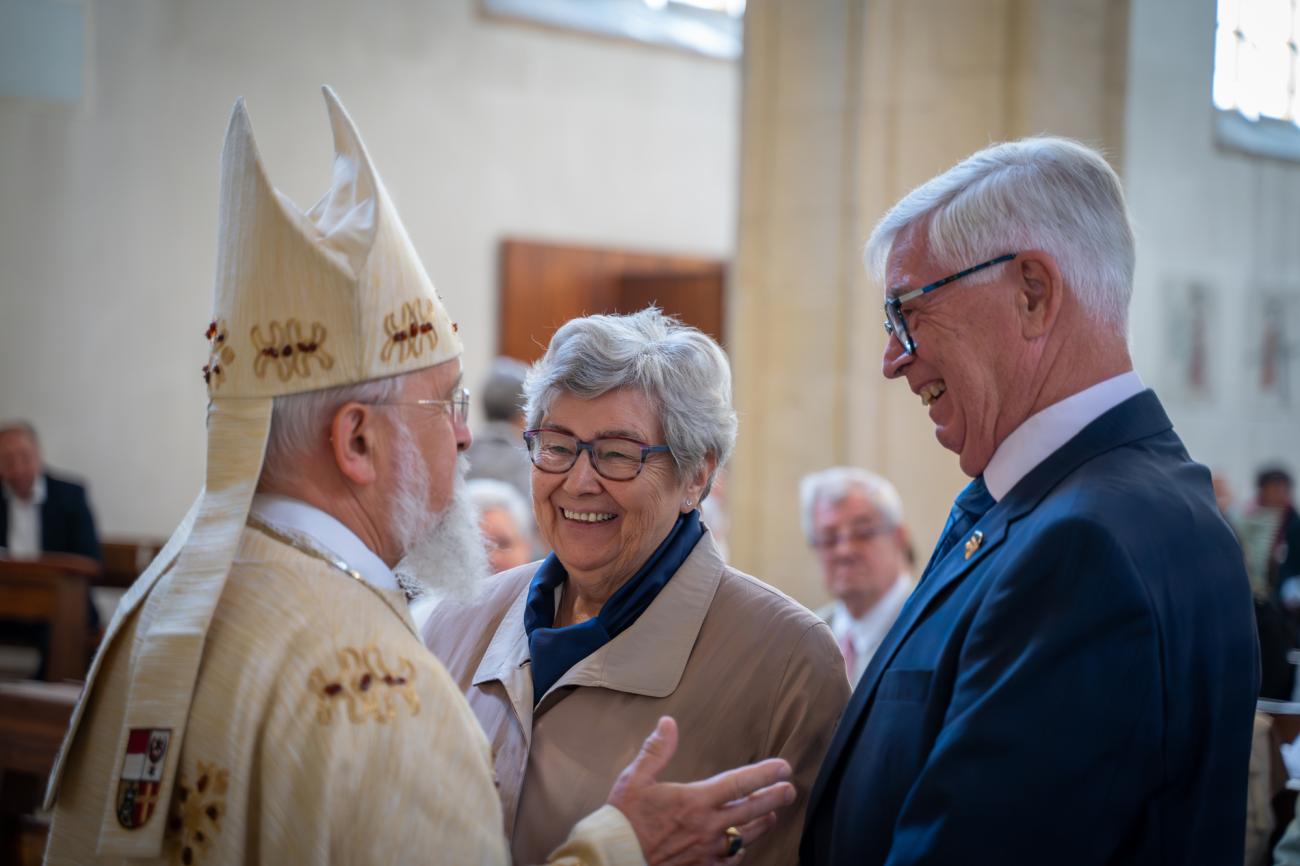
left=498, top=239, right=726, bottom=363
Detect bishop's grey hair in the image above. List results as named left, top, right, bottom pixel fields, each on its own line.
left=865, top=136, right=1135, bottom=334
left=522, top=308, right=736, bottom=500
left=261, top=374, right=406, bottom=485
left=799, top=467, right=905, bottom=542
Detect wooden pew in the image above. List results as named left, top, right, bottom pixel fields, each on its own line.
left=0, top=680, right=79, bottom=866
left=0, top=555, right=99, bottom=681
left=98, top=539, right=164, bottom=590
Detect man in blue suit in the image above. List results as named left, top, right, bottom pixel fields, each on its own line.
left=800, top=138, right=1258, bottom=865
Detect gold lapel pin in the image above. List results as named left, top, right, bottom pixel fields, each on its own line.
left=964, top=530, right=984, bottom=560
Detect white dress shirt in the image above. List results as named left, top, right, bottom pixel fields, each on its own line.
left=984, top=371, right=1146, bottom=502
left=3, top=475, right=47, bottom=557
left=248, top=494, right=398, bottom=593
left=829, top=574, right=914, bottom=685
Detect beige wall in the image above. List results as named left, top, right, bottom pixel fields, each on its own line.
left=0, top=0, right=739, bottom=536
left=1123, top=0, right=1300, bottom=504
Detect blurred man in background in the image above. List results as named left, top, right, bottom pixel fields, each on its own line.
left=0, top=421, right=100, bottom=562
left=1255, top=467, right=1300, bottom=609
left=800, top=467, right=912, bottom=685
left=467, top=356, right=533, bottom=499
left=467, top=478, right=536, bottom=573
left=0, top=420, right=101, bottom=679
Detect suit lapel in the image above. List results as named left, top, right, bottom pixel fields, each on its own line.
left=804, top=390, right=1175, bottom=825
left=804, top=506, right=1012, bottom=822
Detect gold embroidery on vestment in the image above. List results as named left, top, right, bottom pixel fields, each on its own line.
left=250, top=319, right=333, bottom=381
left=380, top=298, right=439, bottom=364
left=169, top=760, right=229, bottom=865
left=308, top=644, right=421, bottom=725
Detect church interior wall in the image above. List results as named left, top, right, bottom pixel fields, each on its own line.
left=1124, top=0, right=1300, bottom=506
left=0, top=0, right=739, bottom=537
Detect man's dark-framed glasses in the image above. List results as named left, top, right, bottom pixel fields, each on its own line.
left=523, top=428, right=672, bottom=482
left=883, top=252, right=1018, bottom=355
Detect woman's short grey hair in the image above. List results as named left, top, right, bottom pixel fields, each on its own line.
left=466, top=478, right=533, bottom=537
left=799, top=467, right=904, bottom=542
left=523, top=307, right=736, bottom=500
left=865, top=136, right=1135, bottom=334
left=261, top=373, right=406, bottom=485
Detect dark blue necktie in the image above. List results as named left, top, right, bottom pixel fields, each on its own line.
left=925, top=476, right=996, bottom=577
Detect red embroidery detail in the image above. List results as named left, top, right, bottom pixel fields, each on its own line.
left=359, top=673, right=373, bottom=691
left=324, top=683, right=342, bottom=696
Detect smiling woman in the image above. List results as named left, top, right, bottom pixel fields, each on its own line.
left=422, top=307, right=850, bottom=866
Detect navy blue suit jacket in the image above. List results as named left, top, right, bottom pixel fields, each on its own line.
left=0, top=472, right=101, bottom=561
left=800, top=391, right=1258, bottom=865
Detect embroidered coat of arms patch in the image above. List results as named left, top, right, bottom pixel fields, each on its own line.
left=115, top=728, right=170, bottom=829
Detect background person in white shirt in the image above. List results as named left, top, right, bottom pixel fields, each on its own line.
left=801, top=467, right=913, bottom=685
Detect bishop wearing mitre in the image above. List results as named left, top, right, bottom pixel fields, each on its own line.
left=42, top=88, right=791, bottom=866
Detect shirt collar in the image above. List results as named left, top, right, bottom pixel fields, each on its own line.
left=3, top=474, right=46, bottom=506
left=248, top=493, right=398, bottom=592
left=830, top=574, right=912, bottom=644
left=984, top=371, right=1145, bottom=502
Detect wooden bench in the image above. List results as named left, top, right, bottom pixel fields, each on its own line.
left=0, top=556, right=98, bottom=682
left=0, top=679, right=80, bottom=866
left=98, top=539, right=164, bottom=590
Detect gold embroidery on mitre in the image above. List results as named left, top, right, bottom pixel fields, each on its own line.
left=250, top=320, right=334, bottom=381
left=168, top=760, right=229, bottom=866
left=307, top=645, right=420, bottom=725
left=380, top=298, right=440, bottom=364
left=202, top=320, right=236, bottom=389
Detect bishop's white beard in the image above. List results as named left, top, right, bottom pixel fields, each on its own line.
left=389, top=427, right=489, bottom=603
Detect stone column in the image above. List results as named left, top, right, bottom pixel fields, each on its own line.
left=728, top=0, right=1129, bottom=603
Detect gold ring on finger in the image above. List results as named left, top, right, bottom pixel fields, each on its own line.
left=724, top=826, right=743, bottom=857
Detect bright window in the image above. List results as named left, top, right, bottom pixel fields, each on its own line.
left=1213, top=0, right=1300, bottom=125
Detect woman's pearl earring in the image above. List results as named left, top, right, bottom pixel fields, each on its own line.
left=683, top=498, right=694, bottom=509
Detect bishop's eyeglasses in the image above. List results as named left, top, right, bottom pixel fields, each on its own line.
left=367, top=386, right=471, bottom=427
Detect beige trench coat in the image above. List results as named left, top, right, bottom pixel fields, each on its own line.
left=424, top=532, right=851, bottom=866
left=44, top=526, right=640, bottom=865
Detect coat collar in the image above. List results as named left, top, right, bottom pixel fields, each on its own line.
left=472, top=528, right=726, bottom=720
left=805, top=389, right=1173, bottom=825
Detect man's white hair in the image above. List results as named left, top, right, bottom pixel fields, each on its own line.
left=799, top=467, right=904, bottom=543
left=865, top=137, right=1135, bottom=334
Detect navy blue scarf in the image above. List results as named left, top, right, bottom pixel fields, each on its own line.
left=524, top=510, right=704, bottom=704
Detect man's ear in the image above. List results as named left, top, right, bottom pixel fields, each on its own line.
left=1013, top=250, right=1064, bottom=339
left=329, top=402, right=381, bottom=486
